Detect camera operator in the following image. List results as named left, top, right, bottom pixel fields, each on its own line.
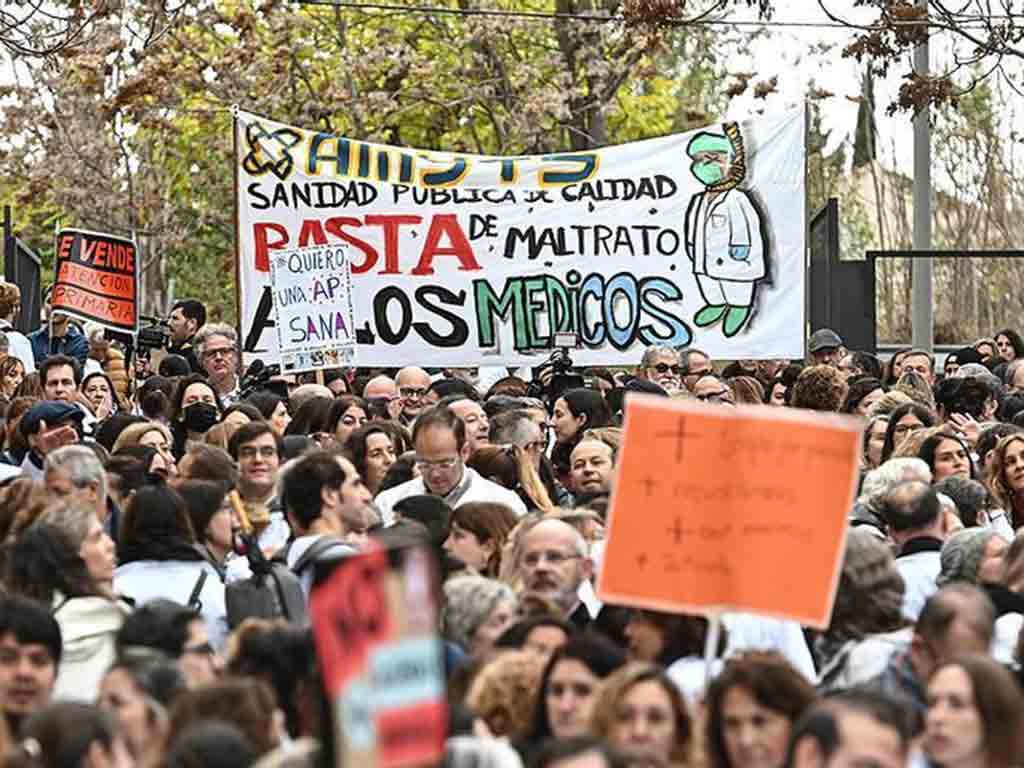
left=166, top=299, right=206, bottom=372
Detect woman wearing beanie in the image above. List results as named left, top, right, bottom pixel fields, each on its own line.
left=443, top=575, right=518, bottom=657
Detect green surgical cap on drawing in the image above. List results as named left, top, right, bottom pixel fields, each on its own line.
left=686, top=132, right=732, bottom=157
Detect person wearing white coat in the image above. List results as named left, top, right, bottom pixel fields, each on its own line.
left=4, top=505, right=128, bottom=702
left=113, top=482, right=229, bottom=652
left=683, top=124, right=766, bottom=339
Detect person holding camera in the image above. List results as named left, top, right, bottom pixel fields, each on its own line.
left=167, top=299, right=206, bottom=373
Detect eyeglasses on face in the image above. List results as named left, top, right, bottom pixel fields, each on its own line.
left=522, top=550, right=582, bottom=567
left=400, top=387, right=428, bottom=398
left=414, top=456, right=459, bottom=471
left=649, top=363, right=682, bottom=374
left=202, top=347, right=236, bottom=360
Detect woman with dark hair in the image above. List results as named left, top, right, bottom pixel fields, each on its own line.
left=549, top=388, right=610, bottom=486
left=245, top=391, right=290, bottom=436
left=443, top=501, right=519, bottom=578
left=624, top=610, right=719, bottom=669
left=763, top=364, right=803, bottom=407
left=343, top=421, right=395, bottom=496
left=881, top=401, right=937, bottom=463
left=5, top=510, right=124, bottom=702
left=136, top=374, right=176, bottom=424
left=494, top=615, right=575, bottom=660
left=842, top=376, right=886, bottom=416
left=169, top=374, right=224, bottom=460
left=884, top=347, right=912, bottom=387
left=918, top=432, right=974, bottom=484
left=589, top=662, right=693, bottom=766
left=225, top=622, right=318, bottom=740
left=704, top=651, right=817, bottom=768
left=863, top=415, right=889, bottom=471
left=98, top=654, right=186, bottom=763
left=4, top=702, right=132, bottom=768
left=80, top=371, right=124, bottom=421
left=995, top=327, right=1024, bottom=364
left=114, top=482, right=228, bottom=651
left=325, top=394, right=369, bottom=447
left=164, top=677, right=282, bottom=758
left=525, top=633, right=627, bottom=746
left=284, top=396, right=334, bottom=440
left=176, top=480, right=234, bottom=579
left=924, top=654, right=1024, bottom=767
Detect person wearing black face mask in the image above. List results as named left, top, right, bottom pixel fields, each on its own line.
left=169, top=374, right=224, bottom=461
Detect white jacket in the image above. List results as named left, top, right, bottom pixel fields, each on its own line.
left=115, top=560, right=228, bottom=651
left=52, top=594, right=129, bottom=702
left=896, top=550, right=941, bottom=622
left=375, top=467, right=527, bottom=526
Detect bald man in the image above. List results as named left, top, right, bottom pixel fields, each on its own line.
left=395, top=366, right=431, bottom=425
left=519, top=519, right=592, bottom=622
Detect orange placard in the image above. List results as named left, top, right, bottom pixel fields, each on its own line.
left=52, top=228, right=138, bottom=332
left=597, top=395, right=860, bottom=629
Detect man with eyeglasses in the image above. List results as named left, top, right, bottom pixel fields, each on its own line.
left=519, top=518, right=596, bottom=630
left=395, top=366, right=432, bottom=425
left=636, top=345, right=684, bottom=392
left=228, top=421, right=290, bottom=552
left=375, top=405, right=527, bottom=526
left=195, top=323, right=241, bottom=405
left=679, top=348, right=713, bottom=393
left=693, top=374, right=736, bottom=406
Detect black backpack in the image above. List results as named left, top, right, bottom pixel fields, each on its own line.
left=225, top=541, right=308, bottom=629
left=224, top=536, right=346, bottom=629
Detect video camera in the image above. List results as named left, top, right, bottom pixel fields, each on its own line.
left=135, top=315, right=170, bottom=360
left=239, top=359, right=285, bottom=401
left=527, top=333, right=586, bottom=409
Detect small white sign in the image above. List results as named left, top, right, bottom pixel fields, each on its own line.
left=269, top=243, right=357, bottom=373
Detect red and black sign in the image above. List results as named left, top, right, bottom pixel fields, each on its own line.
left=53, top=228, right=138, bottom=333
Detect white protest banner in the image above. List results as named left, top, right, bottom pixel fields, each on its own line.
left=269, top=243, right=356, bottom=373
left=235, top=109, right=805, bottom=366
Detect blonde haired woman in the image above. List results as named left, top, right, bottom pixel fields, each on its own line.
left=590, top=662, right=694, bottom=766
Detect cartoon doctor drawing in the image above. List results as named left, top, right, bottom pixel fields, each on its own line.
left=683, top=122, right=766, bottom=338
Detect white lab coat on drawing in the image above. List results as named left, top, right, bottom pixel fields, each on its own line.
left=685, top=188, right=765, bottom=283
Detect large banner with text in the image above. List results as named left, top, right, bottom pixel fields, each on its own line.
left=235, top=108, right=805, bottom=366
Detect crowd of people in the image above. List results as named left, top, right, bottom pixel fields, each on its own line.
left=0, top=276, right=1022, bottom=768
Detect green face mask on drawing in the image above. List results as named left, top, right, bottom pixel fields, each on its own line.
left=692, top=161, right=725, bottom=186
